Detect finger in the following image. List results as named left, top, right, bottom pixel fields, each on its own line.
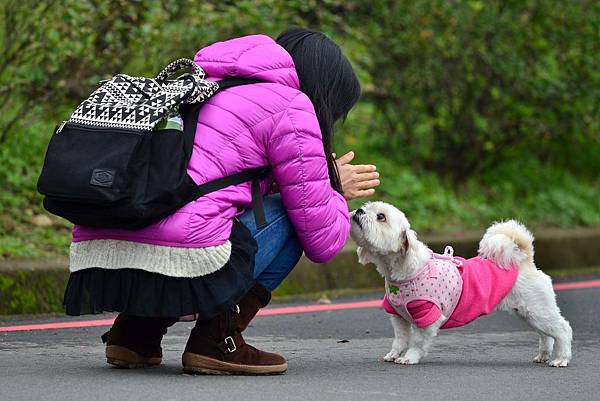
left=337, top=151, right=355, bottom=165
left=357, top=179, right=381, bottom=190
left=355, top=172, right=380, bottom=181
left=353, top=189, right=376, bottom=199
left=352, top=164, right=377, bottom=173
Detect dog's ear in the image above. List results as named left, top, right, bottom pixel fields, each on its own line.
left=357, top=246, right=374, bottom=265
left=399, top=229, right=417, bottom=255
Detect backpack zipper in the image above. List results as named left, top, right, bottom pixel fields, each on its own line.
left=56, top=121, right=145, bottom=135
left=56, top=121, right=67, bottom=134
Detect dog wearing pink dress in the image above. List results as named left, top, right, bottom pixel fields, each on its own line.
left=350, top=202, right=572, bottom=367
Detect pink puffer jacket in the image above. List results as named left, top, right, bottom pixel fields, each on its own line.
left=72, top=34, right=350, bottom=263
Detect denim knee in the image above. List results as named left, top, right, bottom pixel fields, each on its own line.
left=255, top=231, right=303, bottom=291
left=238, top=194, right=304, bottom=290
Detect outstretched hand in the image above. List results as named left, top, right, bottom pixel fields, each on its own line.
left=334, top=151, right=379, bottom=200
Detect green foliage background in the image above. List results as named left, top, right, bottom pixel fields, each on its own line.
left=1, top=0, right=599, bottom=259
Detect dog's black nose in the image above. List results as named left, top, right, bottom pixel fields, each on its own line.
left=355, top=208, right=365, bottom=215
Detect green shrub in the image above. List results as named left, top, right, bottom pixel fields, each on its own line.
left=338, top=104, right=600, bottom=232
left=343, top=0, right=600, bottom=179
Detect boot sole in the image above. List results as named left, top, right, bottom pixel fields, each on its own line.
left=106, top=345, right=162, bottom=369
left=181, top=352, right=287, bottom=375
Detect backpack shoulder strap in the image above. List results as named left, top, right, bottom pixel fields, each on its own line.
left=216, top=78, right=264, bottom=91
left=195, top=167, right=271, bottom=230
left=190, top=78, right=271, bottom=229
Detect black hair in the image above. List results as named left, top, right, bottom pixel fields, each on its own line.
left=276, top=28, right=361, bottom=194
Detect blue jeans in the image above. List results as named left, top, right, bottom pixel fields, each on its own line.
left=238, top=194, right=303, bottom=291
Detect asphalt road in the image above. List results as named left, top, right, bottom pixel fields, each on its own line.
left=1, top=279, right=599, bottom=401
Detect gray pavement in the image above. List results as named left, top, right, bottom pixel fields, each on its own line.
left=1, top=282, right=599, bottom=401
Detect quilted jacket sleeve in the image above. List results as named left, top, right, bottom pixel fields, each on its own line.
left=267, top=93, right=350, bottom=263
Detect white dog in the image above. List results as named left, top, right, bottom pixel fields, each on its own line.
left=350, top=201, right=572, bottom=367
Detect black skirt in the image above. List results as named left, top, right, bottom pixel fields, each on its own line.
left=63, top=220, right=257, bottom=320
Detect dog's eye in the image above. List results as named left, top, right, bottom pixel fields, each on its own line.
left=376, top=213, right=386, bottom=222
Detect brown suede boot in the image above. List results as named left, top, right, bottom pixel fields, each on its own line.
left=102, top=314, right=176, bottom=369
left=234, top=283, right=271, bottom=332
left=182, top=284, right=287, bottom=375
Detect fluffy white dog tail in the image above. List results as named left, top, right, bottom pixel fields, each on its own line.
left=478, top=220, right=535, bottom=270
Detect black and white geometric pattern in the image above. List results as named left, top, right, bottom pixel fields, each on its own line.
left=69, top=59, right=218, bottom=130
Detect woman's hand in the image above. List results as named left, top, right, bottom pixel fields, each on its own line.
left=334, top=151, right=380, bottom=200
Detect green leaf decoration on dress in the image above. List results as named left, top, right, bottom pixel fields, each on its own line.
left=389, top=286, right=399, bottom=295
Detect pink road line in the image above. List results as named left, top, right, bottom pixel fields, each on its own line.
left=1, top=279, right=599, bottom=333
left=257, top=299, right=381, bottom=316
left=0, top=319, right=116, bottom=333
left=553, top=279, right=600, bottom=291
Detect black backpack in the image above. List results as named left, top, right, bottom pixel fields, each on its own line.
left=37, top=59, right=269, bottom=230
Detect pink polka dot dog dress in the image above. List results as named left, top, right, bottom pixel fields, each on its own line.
left=382, top=246, right=519, bottom=329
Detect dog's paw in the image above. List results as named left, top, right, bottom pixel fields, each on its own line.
left=548, top=358, right=570, bottom=368
left=394, top=356, right=420, bottom=365
left=383, top=350, right=401, bottom=362
left=533, top=352, right=551, bottom=363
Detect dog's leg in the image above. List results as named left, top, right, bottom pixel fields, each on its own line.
left=505, top=303, right=555, bottom=363
left=384, top=315, right=410, bottom=362
left=505, top=271, right=572, bottom=367
left=533, top=335, right=554, bottom=363
left=525, top=311, right=571, bottom=367
left=394, top=317, right=444, bottom=365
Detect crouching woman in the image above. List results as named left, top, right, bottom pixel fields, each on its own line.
left=63, top=29, right=378, bottom=375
